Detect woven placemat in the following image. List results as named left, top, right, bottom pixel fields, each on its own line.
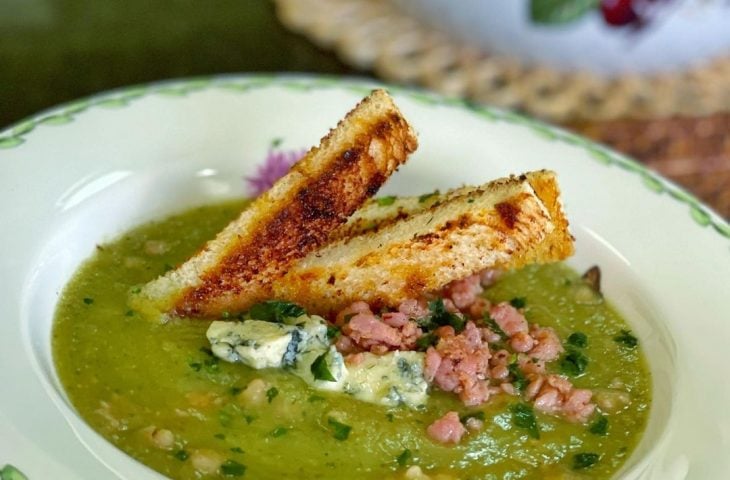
left=275, top=0, right=730, bottom=123
left=571, top=113, right=730, bottom=219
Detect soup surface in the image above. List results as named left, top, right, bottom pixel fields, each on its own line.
left=53, top=200, right=651, bottom=479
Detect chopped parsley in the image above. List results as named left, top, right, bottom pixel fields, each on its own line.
left=218, top=410, right=233, bottom=427
left=173, top=449, right=188, bottom=461
left=573, top=452, right=600, bottom=470
left=376, top=195, right=397, bottom=206
left=589, top=415, right=609, bottom=436
left=614, top=329, right=638, bottom=348
left=311, top=352, right=336, bottom=382
left=415, top=332, right=438, bottom=351
left=559, top=348, right=589, bottom=377
left=328, top=417, right=352, bottom=441
left=508, top=362, right=528, bottom=392
left=308, top=394, right=326, bottom=402
left=509, top=297, right=526, bottom=309
left=483, top=314, right=507, bottom=340
left=229, top=386, right=243, bottom=396
left=427, top=298, right=465, bottom=332
left=83, top=297, right=94, bottom=305
left=326, top=325, right=340, bottom=339
left=230, top=447, right=244, bottom=454
left=214, top=433, right=226, bottom=440
left=124, top=309, right=135, bottom=317
left=243, top=414, right=256, bottom=424
left=396, top=448, right=412, bottom=467
left=510, top=403, right=540, bottom=439
left=567, top=332, right=588, bottom=348
left=248, top=300, right=306, bottom=323
left=270, top=426, right=288, bottom=437
left=385, top=412, right=395, bottom=422
left=266, top=387, right=279, bottom=403
left=188, top=361, right=202, bottom=372
left=221, top=459, right=247, bottom=476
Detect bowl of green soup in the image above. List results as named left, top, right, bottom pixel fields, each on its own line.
left=2, top=75, right=728, bottom=480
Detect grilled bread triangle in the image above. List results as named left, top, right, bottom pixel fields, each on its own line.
left=272, top=170, right=573, bottom=316
left=133, top=89, right=418, bottom=318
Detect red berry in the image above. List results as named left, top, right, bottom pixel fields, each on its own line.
left=601, top=0, right=638, bottom=26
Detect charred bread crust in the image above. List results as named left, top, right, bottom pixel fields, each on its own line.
left=272, top=172, right=572, bottom=316
left=136, top=89, right=417, bottom=318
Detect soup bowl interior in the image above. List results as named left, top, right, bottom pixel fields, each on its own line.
left=8, top=79, right=679, bottom=478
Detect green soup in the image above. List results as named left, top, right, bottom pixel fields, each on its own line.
left=52, top=200, right=651, bottom=479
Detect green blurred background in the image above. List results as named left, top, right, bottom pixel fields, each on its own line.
left=0, top=0, right=355, bottom=127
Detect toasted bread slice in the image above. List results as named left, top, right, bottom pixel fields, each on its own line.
left=133, top=89, right=418, bottom=318
left=272, top=171, right=573, bottom=316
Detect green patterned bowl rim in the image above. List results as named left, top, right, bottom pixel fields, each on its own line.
left=1, top=73, right=727, bottom=241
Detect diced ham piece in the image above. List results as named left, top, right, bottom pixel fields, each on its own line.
left=426, top=411, right=467, bottom=444
left=443, top=274, right=483, bottom=309
left=479, top=269, right=502, bottom=287
left=528, top=326, right=564, bottom=361
left=336, top=301, right=372, bottom=326
left=468, top=297, right=491, bottom=319
left=509, top=332, right=535, bottom=353
left=563, top=389, right=596, bottom=423
left=398, top=298, right=430, bottom=319
left=425, top=322, right=492, bottom=406
left=489, top=303, right=528, bottom=337
left=344, top=313, right=402, bottom=348
left=382, top=311, right=409, bottom=328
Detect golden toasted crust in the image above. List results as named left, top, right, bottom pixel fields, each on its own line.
left=272, top=172, right=572, bottom=316
left=134, top=89, right=417, bottom=318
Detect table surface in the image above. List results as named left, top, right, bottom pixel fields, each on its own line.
left=3, top=0, right=728, bottom=218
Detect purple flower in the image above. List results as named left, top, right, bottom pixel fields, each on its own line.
left=244, top=148, right=306, bottom=197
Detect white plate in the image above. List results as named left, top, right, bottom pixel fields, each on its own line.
left=0, top=75, right=728, bottom=480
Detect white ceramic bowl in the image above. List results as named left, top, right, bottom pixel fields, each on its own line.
left=1, top=75, right=728, bottom=479
left=392, top=0, right=730, bottom=76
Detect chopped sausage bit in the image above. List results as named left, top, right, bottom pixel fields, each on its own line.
left=426, top=411, right=467, bottom=444
left=140, top=426, right=175, bottom=450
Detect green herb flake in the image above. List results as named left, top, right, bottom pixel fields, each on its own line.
left=243, top=414, right=256, bottom=424
left=418, top=191, right=439, bottom=203
left=229, top=386, right=243, bottom=396
left=203, top=356, right=220, bottom=373
left=266, top=387, right=279, bottom=403
left=567, top=332, right=588, bottom=348
left=188, top=361, right=202, bottom=372
left=508, top=363, right=528, bottom=392
left=311, top=352, right=336, bottom=382
left=589, top=415, right=609, bottom=436
left=396, top=448, right=412, bottom=467
left=230, top=446, right=244, bottom=454
left=509, top=297, right=526, bottom=309
left=328, top=417, right=352, bottom=441
left=221, top=459, right=247, bottom=476
left=214, top=433, right=226, bottom=440
left=385, top=412, right=395, bottom=422
left=219, top=410, right=233, bottom=427
left=131, top=286, right=142, bottom=294
left=415, top=333, right=438, bottom=351
left=124, top=309, right=135, bottom=317
left=614, top=329, right=638, bottom=348
left=377, top=195, right=397, bottom=206
left=510, top=403, right=540, bottom=439
left=326, top=325, right=340, bottom=339
left=573, top=452, right=600, bottom=470
left=271, top=137, right=283, bottom=148
left=248, top=300, right=305, bottom=323
left=173, top=449, right=189, bottom=461
left=83, top=297, right=94, bottom=305
left=428, top=298, right=465, bottom=332
left=559, top=348, right=589, bottom=377
left=308, top=395, right=326, bottom=403
left=483, top=314, right=507, bottom=340
left=271, top=426, right=288, bottom=437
